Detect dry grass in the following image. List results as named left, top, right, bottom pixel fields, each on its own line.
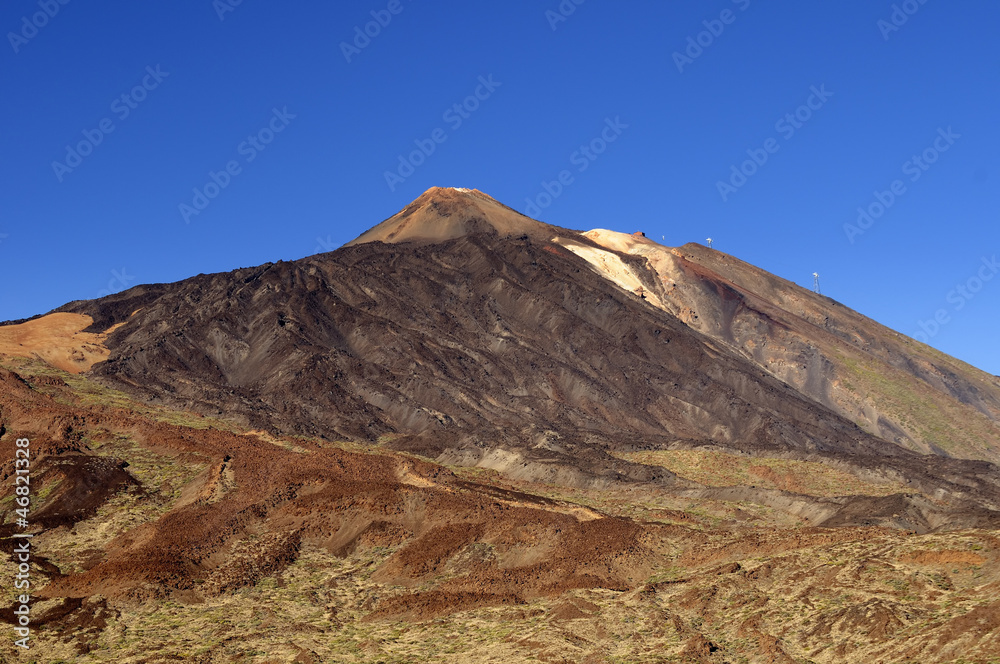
left=618, top=448, right=910, bottom=498
left=4, top=357, right=1000, bottom=663
left=8, top=531, right=998, bottom=663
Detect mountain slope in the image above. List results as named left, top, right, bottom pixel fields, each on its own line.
left=573, top=229, right=1000, bottom=463
left=35, top=187, right=1000, bottom=526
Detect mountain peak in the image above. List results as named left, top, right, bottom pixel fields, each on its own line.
left=410, top=186, right=504, bottom=210
left=345, top=187, right=562, bottom=247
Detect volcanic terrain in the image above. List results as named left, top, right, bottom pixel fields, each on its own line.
left=2, top=186, right=1000, bottom=662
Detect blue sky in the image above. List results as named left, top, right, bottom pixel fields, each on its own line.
left=2, top=1, right=998, bottom=373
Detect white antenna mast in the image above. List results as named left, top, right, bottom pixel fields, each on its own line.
left=813, top=272, right=821, bottom=294
left=706, top=237, right=713, bottom=249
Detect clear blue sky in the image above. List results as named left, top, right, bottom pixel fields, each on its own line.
left=2, top=1, right=998, bottom=373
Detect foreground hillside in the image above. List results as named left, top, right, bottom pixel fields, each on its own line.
left=2, top=356, right=1000, bottom=663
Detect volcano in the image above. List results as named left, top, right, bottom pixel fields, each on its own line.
left=43, top=186, right=1000, bottom=520
left=3, top=187, right=1000, bottom=662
